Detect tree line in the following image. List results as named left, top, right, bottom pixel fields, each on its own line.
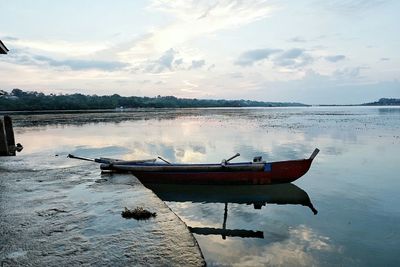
left=0, top=89, right=307, bottom=111
left=362, top=98, right=400, bottom=106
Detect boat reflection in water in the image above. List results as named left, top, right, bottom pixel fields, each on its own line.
left=143, top=183, right=317, bottom=240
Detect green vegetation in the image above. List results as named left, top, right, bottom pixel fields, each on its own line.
left=362, top=98, right=400, bottom=106
left=0, top=89, right=308, bottom=111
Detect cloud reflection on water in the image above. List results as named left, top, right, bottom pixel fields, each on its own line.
left=231, top=225, right=340, bottom=267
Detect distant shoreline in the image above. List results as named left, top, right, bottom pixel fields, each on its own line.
left=1, top=105, right=400, bottom=116
left=1, top=89, right=399, bottom=111
left=317, top=98, right=400, bottom=107
left=0, top=89, right=308, bottom=111
left=317, top=104, right=400, bottom=107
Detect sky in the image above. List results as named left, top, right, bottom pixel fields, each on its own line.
left=0, top=0, right=399, bottom=104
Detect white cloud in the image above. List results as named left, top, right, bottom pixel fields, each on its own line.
left=288, top=36, right=308, bottom=43
left=5, top=49, right=128, bottom=71
left=190, top=59, right=206, bottom=69
left=274, top=48, right=314, bottom=68
left=235, top=49, right=281, bottom=66
left=236, top=225, right=339, bottom=266
left=236, top=48, right=314, bottom=69
left=333, top=66, right=366, bottom=79
left=4, top=37, right=109, bottom=57
left=319, top=0, right=389, bottom=13
left=144, top=48, right=178, bottom=73
left=119, top=0, right=275, bottom=62
left=243, top=69, right=400, bottom=104
left=325, top=55, right=346, bottom=62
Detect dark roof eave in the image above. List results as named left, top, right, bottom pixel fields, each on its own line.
left=0, top=40, right=9, bottom=54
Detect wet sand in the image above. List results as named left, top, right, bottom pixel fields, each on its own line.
left=0, top=156, right=205, bottom=266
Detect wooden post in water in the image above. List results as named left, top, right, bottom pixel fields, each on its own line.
left=0, top=117, right=9, bottom=156
left=0, top=115, right=18, bottom=156
left=4, top=116, right=16, bottom=156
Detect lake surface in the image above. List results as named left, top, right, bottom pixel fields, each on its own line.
left=6, top=106, right=400, bottom=266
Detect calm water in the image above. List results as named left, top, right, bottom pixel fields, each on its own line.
left=8, top=107, right=400, bottom=266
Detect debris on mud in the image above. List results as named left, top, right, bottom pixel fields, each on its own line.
left=121, top=207, right=157, bottom=220
left=37, top=208, right=67, bottom=217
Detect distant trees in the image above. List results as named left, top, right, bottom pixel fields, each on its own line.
left=0, top=89, right=308, bottom=111
left=362, top=98, right=400, bottom=106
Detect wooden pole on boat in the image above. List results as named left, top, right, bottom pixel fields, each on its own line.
left=226, top=153, right=240, bottom=163
left=157, top=156, right=171, bottom=165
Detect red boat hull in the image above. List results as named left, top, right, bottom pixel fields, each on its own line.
left=131, top=159, right=313, bottom=185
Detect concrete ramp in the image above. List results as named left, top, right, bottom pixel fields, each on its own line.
left=0, top=157, right=205, bottom=266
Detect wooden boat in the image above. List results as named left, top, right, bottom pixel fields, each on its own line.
left=96, top=148, right=319, bottom=185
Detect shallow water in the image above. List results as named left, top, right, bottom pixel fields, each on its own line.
left=5, top=106, right=400, bottom=266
